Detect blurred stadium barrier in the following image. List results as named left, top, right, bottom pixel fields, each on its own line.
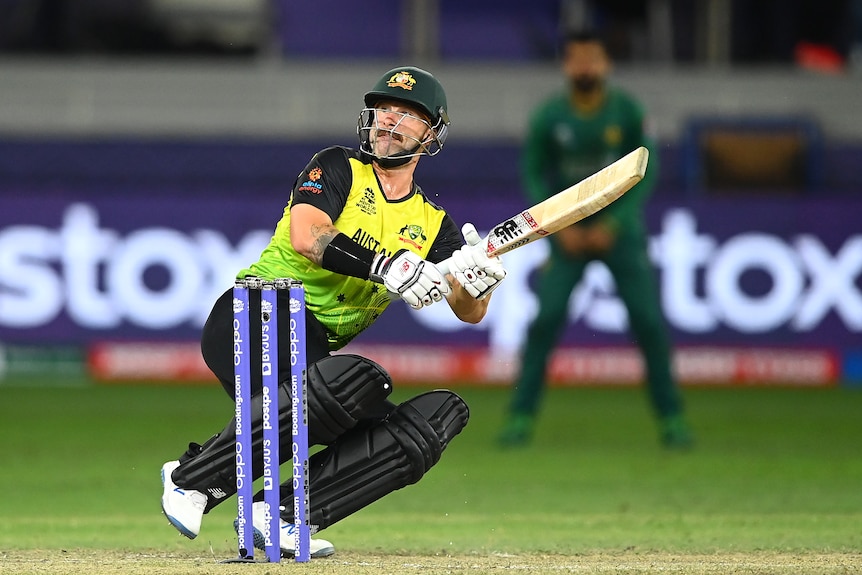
left=1, top=2, right=860, bottom=387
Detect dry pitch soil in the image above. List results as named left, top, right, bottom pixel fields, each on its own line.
left=1, top=549, right=860, bottom=575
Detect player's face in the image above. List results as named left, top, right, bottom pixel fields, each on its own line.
left=562, top=41, right=610, bottom=91
left=368, top=100, right=433, bottom=157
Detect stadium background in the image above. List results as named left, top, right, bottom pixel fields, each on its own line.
left=1, top=0, right=861, bottom=389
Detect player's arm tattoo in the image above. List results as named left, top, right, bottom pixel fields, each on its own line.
left=307, top=223, right=340, bottom=266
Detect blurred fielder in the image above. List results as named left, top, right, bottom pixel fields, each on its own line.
left=498, top=31, right=693, bottom=450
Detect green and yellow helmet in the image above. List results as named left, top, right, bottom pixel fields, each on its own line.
left=358, top=66, right=450, bottom=163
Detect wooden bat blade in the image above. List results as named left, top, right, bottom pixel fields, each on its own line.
left=437, top=146, right=648, bottom=276
left=485, top=145, right=648, bottom=257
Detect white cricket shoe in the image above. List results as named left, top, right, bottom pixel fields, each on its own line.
left=235, top=501, right=335, bottom=558
left=160, top=460, right=208, bottom=539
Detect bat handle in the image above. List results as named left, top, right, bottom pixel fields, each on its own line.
left=435, top=237, right=493, bottom=281
left=435, top=257, right=452, bottom=277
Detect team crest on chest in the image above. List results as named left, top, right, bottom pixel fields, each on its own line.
left=398, top=224, right=428, bottom=251
left=604, top=125, right=623, bottom=146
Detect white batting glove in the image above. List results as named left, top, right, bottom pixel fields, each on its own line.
left=370, top=249, right=450, bottom=310
left=449, top=223, right=507, bottom=300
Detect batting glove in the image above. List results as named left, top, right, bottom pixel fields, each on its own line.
left=449, top=223, right=507, bottom=300
left=370, top=249, right=450, bottom=310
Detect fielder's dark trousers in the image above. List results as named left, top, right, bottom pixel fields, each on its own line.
left=509, top=231, right=684, bottom=421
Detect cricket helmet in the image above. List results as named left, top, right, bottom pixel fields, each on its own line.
left=358, top=66, right=450, bottom=164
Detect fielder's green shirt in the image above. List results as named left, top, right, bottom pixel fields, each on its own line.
left=509, top=84, right=684, bottom=424
left=522, top=86, right=657, bottom=235
left=238, top=146, right=462, bottom=351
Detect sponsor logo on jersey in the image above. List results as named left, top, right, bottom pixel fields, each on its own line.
left=298, top=180, right=322, bottom=194
left=387, top=71, right=416, bottom=91
left=553, top=124, right=574, bottom=146
left=298, top=166, right=324, bottom=193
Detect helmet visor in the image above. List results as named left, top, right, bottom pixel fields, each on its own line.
left=358, top=106, right=447, bottom=160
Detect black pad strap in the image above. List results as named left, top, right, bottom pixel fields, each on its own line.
left=279, top=390, right=469, bottom=530
left=306, top=354, right=395, bottom=443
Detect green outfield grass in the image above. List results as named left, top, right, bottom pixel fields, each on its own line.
left=1, top=379, right=860, bottom=573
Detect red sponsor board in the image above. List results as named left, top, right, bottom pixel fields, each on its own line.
left=88, top=342, right=840, bottom=386
left=89, top=342, right=215, bottom=383
left=345, top=345, right=840, bottom=387
left=675, top=347, right=840, bottom=385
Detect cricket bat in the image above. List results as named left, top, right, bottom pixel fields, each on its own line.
left=437, top=146, right=649, bottom=275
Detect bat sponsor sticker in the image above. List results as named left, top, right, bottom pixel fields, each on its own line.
left=487, top=211, right=538, bottom=252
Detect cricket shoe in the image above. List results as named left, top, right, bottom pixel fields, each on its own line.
left=233, top=501, right=335, bottom=558
left=497, top=413, right=535, bottom=448
left=659, top=414, right=695, bottom=450
left=161, top=460, right=208, bottom=539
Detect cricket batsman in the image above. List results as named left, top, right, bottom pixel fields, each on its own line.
left=159, top=65, right=507, bottom=558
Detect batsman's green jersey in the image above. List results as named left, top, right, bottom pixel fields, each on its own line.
left=512, top=86, right=683, bottom=421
